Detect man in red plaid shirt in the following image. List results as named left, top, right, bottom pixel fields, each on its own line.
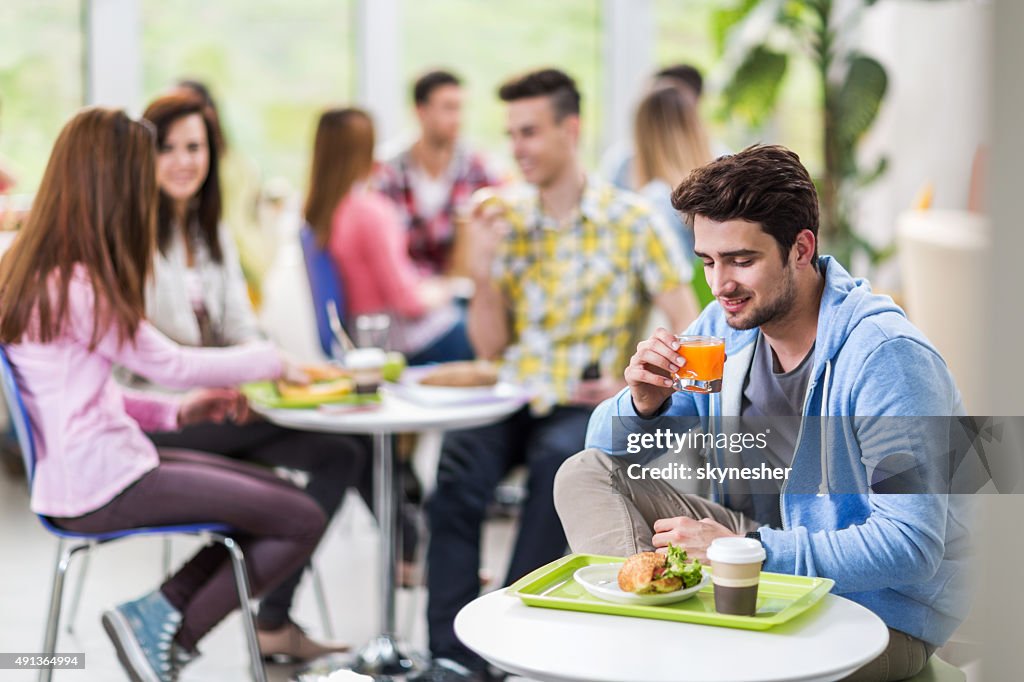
left=377, top=70, right=500, bottom=276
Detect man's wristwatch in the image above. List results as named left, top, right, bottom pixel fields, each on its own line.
left=745, top=530, right=762, bottom=544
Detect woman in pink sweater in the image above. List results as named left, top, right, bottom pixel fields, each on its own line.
left=303, top=107, right=472, bottom=364
left=0, top=107, right=324, bottom=682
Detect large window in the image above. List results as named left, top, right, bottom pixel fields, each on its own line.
left=655, top=0, right=822, bottom=173
left=0, top=1, right=83, bottom=194
left=400, top=0, right=603, bottom=172
left=141, top=0, right=355, bottom=192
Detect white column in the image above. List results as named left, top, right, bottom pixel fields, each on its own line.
left=355, top=0, right=402, bottom=147
left=977, top=2, right=1020, bottom=680
left=602, top=0, right=654, bottom=153
left=856, top=0, right=992, bottom=284
left=85, top=0, right=142, bottom=111
left=990, top=5, right=1021, bottom=415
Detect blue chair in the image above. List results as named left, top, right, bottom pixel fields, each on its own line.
left=299, top=223, right=347, bottom=359
left=0, top=347, right=267, bottom=682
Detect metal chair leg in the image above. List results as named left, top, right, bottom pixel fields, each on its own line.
left=40, top=540, right=89, bottom=682
left=65, top=541, right=95, bottom=634
left=212, top=534, right=267, bottom=682
left=162, top=536, right=173, bottom=579
left=310, top=563, right=335, bottom=639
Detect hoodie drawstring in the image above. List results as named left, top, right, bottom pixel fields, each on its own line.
left=817, top=359, right=833, bottom=496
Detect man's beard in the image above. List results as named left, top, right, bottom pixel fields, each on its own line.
left=725, top=265, right=797, bottom=331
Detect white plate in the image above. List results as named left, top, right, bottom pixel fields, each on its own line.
left=393, top=365, right=530, bottom=406
left=573, top=563, right=710, bottom=606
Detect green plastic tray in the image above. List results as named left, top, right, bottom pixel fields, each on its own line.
left=507, top=553, right=834, bottom=631
left=241, top=381, right=382, bottom=410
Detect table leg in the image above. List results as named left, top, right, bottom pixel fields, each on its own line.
left=353, top=432, right=416, bottom=676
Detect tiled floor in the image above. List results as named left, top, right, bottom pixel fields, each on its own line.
left=0, top=466, right=520, bottom=682
left=0, top=464, right=985, bottom=682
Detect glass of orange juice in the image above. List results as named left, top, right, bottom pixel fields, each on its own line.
left=673, top=335, right=725, bottom=393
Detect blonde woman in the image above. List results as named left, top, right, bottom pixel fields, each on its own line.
left=633, top=85, right=712, bottom=256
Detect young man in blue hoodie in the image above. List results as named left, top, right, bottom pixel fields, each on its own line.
left=554, top=145, right=971, bottom=681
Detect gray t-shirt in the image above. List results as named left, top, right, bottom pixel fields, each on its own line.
left=733, top=332, right=815, bottom=528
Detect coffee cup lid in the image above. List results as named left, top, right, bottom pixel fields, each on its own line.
left=345, top=348, right=388, bottom=369
left=707, top=537, right=766, bottom=564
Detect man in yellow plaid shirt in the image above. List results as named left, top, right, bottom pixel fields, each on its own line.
left=414, top=68, right=700, bottom=682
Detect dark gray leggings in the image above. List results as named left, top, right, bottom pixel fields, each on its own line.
left=51, top=449, right=327, bottom=651
left=148, top=421, right=367, bottom=629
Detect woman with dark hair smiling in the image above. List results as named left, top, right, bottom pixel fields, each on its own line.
left=137, top=92, right=362, bottom=662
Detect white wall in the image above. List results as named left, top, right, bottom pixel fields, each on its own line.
left=856, top=0, right=992, bottom=284
left=981, top=0, right=1024, bottom=673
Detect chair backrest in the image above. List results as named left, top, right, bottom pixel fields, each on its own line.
left=0, top=345, right=36, bottom=485
left=298, top=223, right=347, bottom=358
left=0, top=345, right=237, bottom=540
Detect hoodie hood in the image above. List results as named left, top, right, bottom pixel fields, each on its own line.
left=812, top=255, right=905, bottom=380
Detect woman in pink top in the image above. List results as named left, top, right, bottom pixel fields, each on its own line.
left=303, top=107, right=473, bottom=364
left=0, top=107, right=324, bottom=682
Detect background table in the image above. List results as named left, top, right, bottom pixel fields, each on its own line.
left=456, top=588, right=889, bottom=682
left=256, top=386, right=529, bottom=676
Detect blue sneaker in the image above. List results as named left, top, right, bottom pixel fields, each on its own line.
left=101, top=590, right=182, bottom=682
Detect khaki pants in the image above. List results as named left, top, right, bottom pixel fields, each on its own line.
left=553, top=449, right=934, bottom=682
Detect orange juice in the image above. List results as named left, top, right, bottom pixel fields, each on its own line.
left=674, top=336, right=725, bottom=393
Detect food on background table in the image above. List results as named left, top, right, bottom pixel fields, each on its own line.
left=418, top=360, right=499, bottom=388
left=275, top=363, right=354, bottom=400
left=617, top=545, right=704, bottom=594
left=275, top=376, right=355, bottom=401
left=382, top=351, right=406, bottom=382
left=301, top=364, right=349, bottom=382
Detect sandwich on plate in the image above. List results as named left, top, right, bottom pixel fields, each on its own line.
left=617, top=544, right=704, bottom=594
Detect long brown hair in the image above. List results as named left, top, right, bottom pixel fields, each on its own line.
left=143, top=93, right=223, bottom=262
left=0, top=107, right=158, bottom=348
left=304, top=108, right=375, bottom=249
left=633, top=85, right=712, bottom=189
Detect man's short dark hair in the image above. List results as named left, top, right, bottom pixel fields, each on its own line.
left=414, top=70, right=461, bottom=105
left=498, top=68, right=581, bottom=121
left=671, top=144, right=819, bottom=265
left=655, top=64, right=704, bottom=97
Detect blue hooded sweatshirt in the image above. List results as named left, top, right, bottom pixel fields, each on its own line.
left=585, top=256, right=972, bottom=647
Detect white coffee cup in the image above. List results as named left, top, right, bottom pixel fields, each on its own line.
left=707, top=537, right=766, bottom=616
left=344, top=347, right=388, bottom=394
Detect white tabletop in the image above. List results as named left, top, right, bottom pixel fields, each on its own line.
left=455, top=589, right=889, bottom=682
left=254, top=384, right=529, bottom=435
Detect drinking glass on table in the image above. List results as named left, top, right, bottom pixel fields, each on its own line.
left=355, top=313, right=391, bottom=350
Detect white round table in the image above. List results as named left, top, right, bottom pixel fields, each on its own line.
left=255, top=383, right=530, bottom=435
left=255, top=385, right=529, bottom=676
left=455, top=588, right=889, bottom=682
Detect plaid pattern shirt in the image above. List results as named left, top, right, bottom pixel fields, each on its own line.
left=376, top=144, right=498, bottom=275
left=493, top=177, right=692, bottom=415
